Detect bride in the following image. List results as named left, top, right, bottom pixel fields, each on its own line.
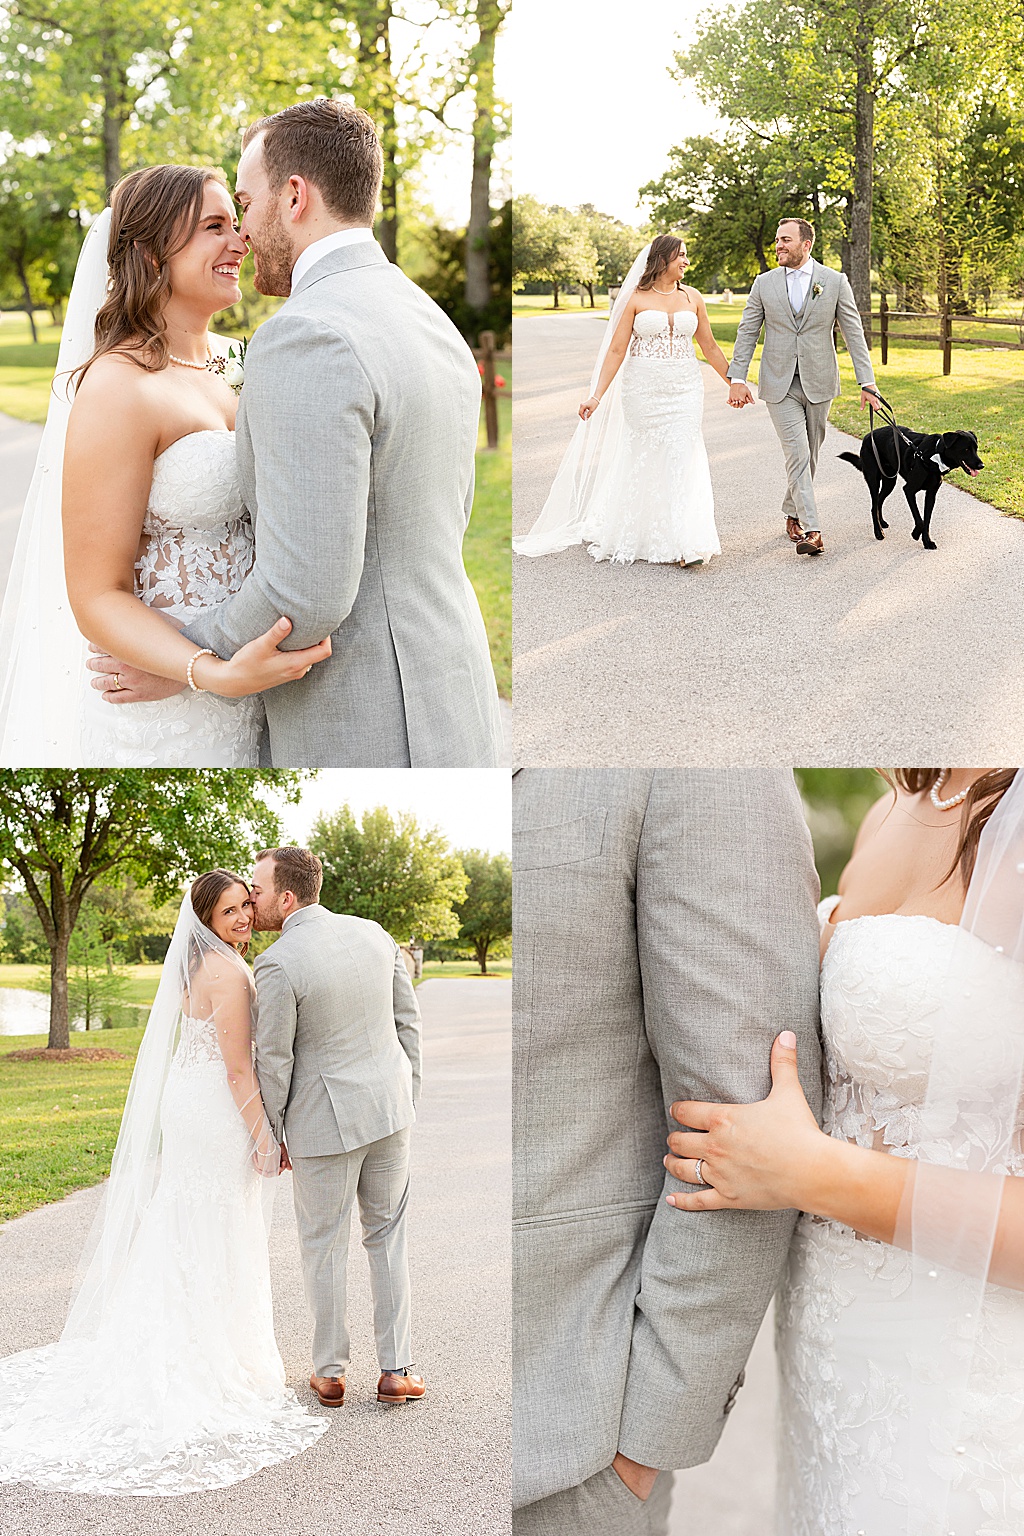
left=512, top=234, right=735, bottom=567
left=0, top=164, right=331, bottom=767
left=0, top=869, right=329, bottom=1495
left=663, top=768, right=1024, bottom=1535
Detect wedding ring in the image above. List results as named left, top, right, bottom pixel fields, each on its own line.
left=694, top=1158, right=705, bottom=1186
left=112, top=673, right=122, bottom=692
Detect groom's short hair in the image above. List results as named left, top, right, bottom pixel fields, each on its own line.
left=242, top=99, right=383, bottom=226
left=256, top=846, right=323, bottom=907
left=779, top=217, right=815, bottom=246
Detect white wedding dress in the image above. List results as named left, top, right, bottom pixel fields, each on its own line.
left=776, top=898, right=1024, bottom=1535
left=79, top=429, right=265, bottom=767
left=0, top=1002, right=328, bottom=1495
left=580, top=309, right=720, bottom=566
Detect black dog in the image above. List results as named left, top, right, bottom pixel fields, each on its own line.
left=839, top=427, right=984, bottom=549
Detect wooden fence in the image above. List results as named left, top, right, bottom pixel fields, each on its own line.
left=856, top=297, right=1024, bottom=375
left=472, top=330, right=512, bottom=449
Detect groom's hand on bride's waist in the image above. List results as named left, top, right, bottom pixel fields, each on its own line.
left=86, top=646, right=186, bottom=704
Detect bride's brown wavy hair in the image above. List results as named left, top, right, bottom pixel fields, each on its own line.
left=69, top=164, right=228, bottom=391
left=636, top=233, right=687, bottom=292
left=878, top=769, right=1017, bottom=887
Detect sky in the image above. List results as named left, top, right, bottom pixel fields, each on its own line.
left=511, top=0, right=726, bottom=225
left=266, top=770, right=511, bottom=856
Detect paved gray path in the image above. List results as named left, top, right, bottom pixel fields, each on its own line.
left=668, top=1309, right=776, bottom=1535
left=513, top=314, right=1024, bottom=764
left=0, top=410, right=511, bottom=762
left=0, top=978, right=511, bottom=1536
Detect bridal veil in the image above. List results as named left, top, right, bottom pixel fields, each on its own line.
left=512, top=242, right=650, bottom=556
left=0, top=209, right=111, bottom=765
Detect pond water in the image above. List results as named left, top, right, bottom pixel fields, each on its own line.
left=0, top=989, right=147, bottom=1036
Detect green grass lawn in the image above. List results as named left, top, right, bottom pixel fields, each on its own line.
left=0, top=962, right=163, bottom=1006
left=418, top=959, right=511, bottom=980
left=468, top=378, right=511, bottom=696
left=0, top=311, right=512, bottom=693
left=513, top=293, right=611, bottom=317
left=0, top=1026, right=144, bottom=1221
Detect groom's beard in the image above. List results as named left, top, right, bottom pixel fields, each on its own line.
left=249, top=212, right=295, bottom=298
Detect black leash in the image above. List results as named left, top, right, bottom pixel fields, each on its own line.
left=866, top=390, right=922, bottom=480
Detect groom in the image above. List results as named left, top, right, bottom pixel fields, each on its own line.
left=91, top=98, right=501, bottom=768
left=513, top=768, right=822, bottom=1534
left=728, top=217, right=878, bottom=556
left=250, top=844, right=425, bottom=1406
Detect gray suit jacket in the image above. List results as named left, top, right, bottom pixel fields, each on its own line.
left=727, top=259, right=875, bottom=403
left=254, top=904, right=422, bottom=1157
left=185, top=242, right=502, bottom=768
left=513, top=769, right=822, bottom=1509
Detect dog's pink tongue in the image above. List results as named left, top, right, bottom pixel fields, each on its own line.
left=968, top=467, right=979, bottom=476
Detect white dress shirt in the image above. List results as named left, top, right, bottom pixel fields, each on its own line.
left=290, top=227, right=376, bottom=291
left=786, top=258, right=814, bottom=314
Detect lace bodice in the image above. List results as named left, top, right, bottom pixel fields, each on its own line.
left=818, top=898, right=1024, bottom=1169
left=173, top=1012, right=236, bottom=1071
left=628, top=307, right=698, bottom=360
left=135, top=430, right=252, bottom=620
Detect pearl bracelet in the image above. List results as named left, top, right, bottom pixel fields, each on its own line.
left=186, top=648, right=216, bottom=693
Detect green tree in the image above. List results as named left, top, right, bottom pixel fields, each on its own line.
left=0, top=892, right=47, bottom=964
left=576, top=205, right=639, bottom=305
left=512, top=196, right=598, bottom=308
left=452, top=848, right=510, bottom=973
left=312, top=803, right=468, bottom=942
left=30, top=902, right=133, bottom=1030
left=0, top=770, right=303, bottom=1050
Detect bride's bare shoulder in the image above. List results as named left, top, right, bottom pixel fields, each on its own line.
left=852, top=786, right=896, bottom=853
left=66, top=351, right=165, bottom=446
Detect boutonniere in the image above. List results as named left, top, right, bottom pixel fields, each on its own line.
left=208, top=337, right=248, bottom=395
left=812, top=282, right=823, bottom=300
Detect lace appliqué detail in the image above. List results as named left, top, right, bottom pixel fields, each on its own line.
left=79, top=432, right=264, bottom=768
left=627, top=308, right=697, bottom=361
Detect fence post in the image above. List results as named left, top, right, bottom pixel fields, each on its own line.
left=941, top=302, right=953, bottom=377
left=879, top=291, right=889, bottom=367
left=480, top=329, right=499, bottom=450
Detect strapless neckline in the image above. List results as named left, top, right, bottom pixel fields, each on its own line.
left=156, top=428, right=233, bottom=464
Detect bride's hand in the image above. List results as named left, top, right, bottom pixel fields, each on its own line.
left=663, top=1032, right=826, bottom=1212
left=579, top=395, right=601, bottom=421
left=194, top=617, right=332, bottom=698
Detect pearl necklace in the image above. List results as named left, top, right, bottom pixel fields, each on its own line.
left=930, top=770, right=971, bottom=811
left=168, top=346, right=213, bottom=370
left=652, top=283, right=679, bottom=294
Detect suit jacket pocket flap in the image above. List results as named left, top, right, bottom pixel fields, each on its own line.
left=515, top=809, right=607, bottom=870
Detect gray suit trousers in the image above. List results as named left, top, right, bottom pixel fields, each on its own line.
left=290, top=1127, right=412, bottom=1376
left=765, top=369, right=832, bottom=529
left=514, top=1468, right=674, bottom=1536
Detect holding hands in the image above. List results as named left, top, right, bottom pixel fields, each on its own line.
left=728, top=380, right=755, bottom=410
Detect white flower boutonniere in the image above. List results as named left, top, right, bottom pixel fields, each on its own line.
left=811, top=282, right=823, bottom=300
left=208, top=337, right=248, bottom=396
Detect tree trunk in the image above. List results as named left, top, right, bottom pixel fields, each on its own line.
left=357, top=0, right=399, bottom=263
left=475, top=939, right=489, bottom=975
left=585, top=283, right=595, bottom=307
left=551, top=282, right=560, bottom=309
left=48, top=926, right=71, bottom=1050
left=849, top=7, right=875, bottom=344
left=811, top=186, right=822, bottom=255
left=465, top=0, right=501, bottom=315
left=100, top=33, right=123, bottom=193
left=15, top=256, right=37, bottom=345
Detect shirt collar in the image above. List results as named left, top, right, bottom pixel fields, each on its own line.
left=788, top=257, right=813, bottom=280
left=282, top=902, right=323, bottom=930
left=290, top=228, right=376, bottom=292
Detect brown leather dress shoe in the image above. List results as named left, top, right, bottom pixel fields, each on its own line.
left=377, top=1371, right=427, bottom=1404
left=310, top=1374, right=346, bottom=1406
left=786, top=515, right=805, bottom=542
left=796, top=529, right=824, bottom=555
